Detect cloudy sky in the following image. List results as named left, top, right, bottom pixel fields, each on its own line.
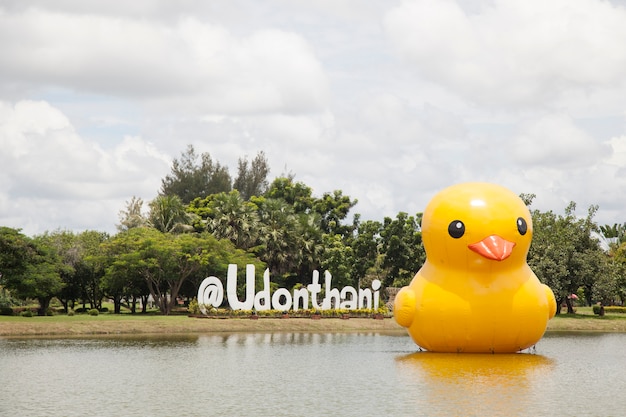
left=2, top=0, right=626, bottom=236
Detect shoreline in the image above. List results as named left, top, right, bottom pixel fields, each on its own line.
left=0, top=315, right=404, bottom=337
left=2, top=313, right=626, bottom=337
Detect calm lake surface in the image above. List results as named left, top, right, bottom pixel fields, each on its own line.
left=1, top=331, right=624, bottom=417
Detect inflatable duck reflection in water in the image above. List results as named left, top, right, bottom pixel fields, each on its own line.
left=394, top=183, right=556, bottom=353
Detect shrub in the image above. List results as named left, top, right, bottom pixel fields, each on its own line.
left=98, top=307, right=109, bottom=313
left=21, top=310, right=33, bottom=317
left=592, top=304, right=605, bottom=316
left=45, top=308, right=54, bottom=316
left=67, top=309, right=75, bottom=316
left=604, top=306, right=626, bottom=314
left=88, top=308, right=99, bottom=316
left=188, top=298, right=200, bottom=315
left=0, top=307, right=14, bottom=316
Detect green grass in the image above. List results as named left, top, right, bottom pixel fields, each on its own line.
left=0, top=313, right=181, bottom=323
left=3, top=303, right=626, bottom=336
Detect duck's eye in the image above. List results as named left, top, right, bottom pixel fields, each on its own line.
left=517, top=217, right=528, bottom=235
left=448, top=220, right=465, bottom=238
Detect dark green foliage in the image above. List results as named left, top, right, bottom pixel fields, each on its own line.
left=102, top=227, right=264, bottom=314
left=0, top=307, right=13, bottom=316
left=379, top=212, right=425, bottom=287
left=160, top=145, right=232, bottom=204
left=311, top=190, right=357, bottom=236
left=265, top=176, right=314, bottom=213
left=527, top=202, right=605, bottom=314
left=0, top=227, right=65, bottom=315
left=233, top=151, right=270, bottom=200
left=7, top=144, right=626, bottom=313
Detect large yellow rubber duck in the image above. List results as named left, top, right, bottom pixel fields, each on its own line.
left=394, top=182, right=556, bottom=353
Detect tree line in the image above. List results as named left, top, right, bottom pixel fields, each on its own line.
left=1, top=145, right=626, bottom=315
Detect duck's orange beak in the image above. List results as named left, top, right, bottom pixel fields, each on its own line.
left=468, top=235, right=515, bottom=261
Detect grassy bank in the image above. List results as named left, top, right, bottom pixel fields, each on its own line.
left=545, top=312, right=626, bottom=332
left=0, top=314, right=404, bottom=337
left=2, top=308, right=626, bottom=337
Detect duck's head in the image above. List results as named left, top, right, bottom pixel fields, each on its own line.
left=422, top=182, right=532, bottom=271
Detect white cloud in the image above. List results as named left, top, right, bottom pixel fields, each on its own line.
left=0, top=8, right=329, bottom=114
left=384, top=0, right=626, bottom=108
left=0, top=100, right=170, bottom=234
left=604, top=135, right=626, bottom=167
left=1, top=1, right=626, bottom=235
left=512, top=114, right=611, bottom=168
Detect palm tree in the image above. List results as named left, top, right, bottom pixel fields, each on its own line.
left=600, top=223, right=626, bottom=255
left=256, top=198, right=299, bottom=277
left=148, top=195, right=195, bottom=234
left=207, top=190, right=260, bottom=250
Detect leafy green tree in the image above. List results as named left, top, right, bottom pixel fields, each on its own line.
left=592, top=256, right=621, bottom=305
left=379, top=212, right=425, bottom=287
left=75, top=231, right=110, bottom=311
left=312, top=190, right=357, bottom=237
left=0, top=228, right=65, bottom=315
left=0, top=227, right=34, bottom=285
left=37, top=230, right=81, bottom=312
left=320, top=234, right=354, bottom=287
left=265, top=176, right=314, bottom=213
left=104, top=228, right=174, bottom=314
left=160, top=144, right=231, bottom=203
left=233, top=151, right=270, bottom=200
left=528, top=202, right=604, bottom=314
left=100, top=231, right=150, bottom=314
left=102, top=228, right=260, bottom=314
left=348, top=217, right=383, bottom=286
left=607, top=242, right=626, bottom=305
left=260, top=177, right=359, bottom=285
left=35, top=230, right=108, bottom=312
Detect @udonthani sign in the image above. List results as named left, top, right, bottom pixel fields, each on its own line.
left=197, top=264, right=381, bottom=315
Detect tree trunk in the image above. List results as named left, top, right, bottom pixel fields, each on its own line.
left=555, top=297, right=564, bottom=315
left=141, top=295, right=148, bottom=313
left=565, top=297, right=575, bottom=314
left=113, top=295, right=121, bottom=314
left=37, top=297, right=51, bottom=316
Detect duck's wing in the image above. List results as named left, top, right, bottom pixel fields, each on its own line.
left=394, top=287, right=417, bottom=328
left=542, top=284, right=557, bottom=319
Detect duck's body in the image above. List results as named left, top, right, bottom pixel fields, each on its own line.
left=395, top=182, right=556, bottom=353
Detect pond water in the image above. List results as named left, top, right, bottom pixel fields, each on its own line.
left=0, top=331, right=624, bottom=417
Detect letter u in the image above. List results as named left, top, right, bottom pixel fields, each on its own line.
left=226, top=264, right=255, bottom=310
